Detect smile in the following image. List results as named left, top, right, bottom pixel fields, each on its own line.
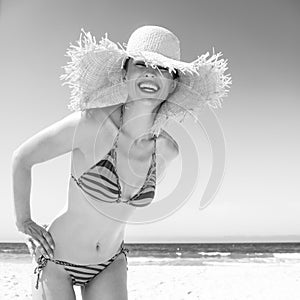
left=138, top=81, right=160, bottom=93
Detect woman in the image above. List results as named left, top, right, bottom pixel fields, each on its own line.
left=12, top=25, right=231, bottom=299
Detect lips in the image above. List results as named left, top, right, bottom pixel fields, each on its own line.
left=138, top=81, right=160, bottom=93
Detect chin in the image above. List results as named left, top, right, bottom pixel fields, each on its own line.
left=129, top=94, right=166, bottom=104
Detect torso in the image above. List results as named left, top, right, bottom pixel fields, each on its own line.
left=47, top=104, right=164, bottom=264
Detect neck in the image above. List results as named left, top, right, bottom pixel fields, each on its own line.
left=121, top=99, right=162, bottom=141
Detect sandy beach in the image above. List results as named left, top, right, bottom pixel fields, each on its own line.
left=1, top=255, right=300, bottom=300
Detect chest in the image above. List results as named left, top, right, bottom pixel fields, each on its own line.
left=114, top=134, right=156, bottom=201
left=73, top=124, right=159, bottom=202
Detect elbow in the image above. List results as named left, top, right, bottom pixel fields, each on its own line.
left=11, top=149, right=31, bottom=171
left=11, top=151, right=22, bottom=170
left=12, top=150, right=20, bottom=165
left=12, top=148, right=23, bottom=163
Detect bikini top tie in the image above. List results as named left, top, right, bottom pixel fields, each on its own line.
left=71, top=105, right=157, bottom=207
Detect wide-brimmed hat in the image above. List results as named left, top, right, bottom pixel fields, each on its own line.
left=60, top=25, right=232, bottom=135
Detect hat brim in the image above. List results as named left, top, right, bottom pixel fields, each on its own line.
left=126, top=50, right=196, bottom=75
left=60, top=29, right=232, bottom=135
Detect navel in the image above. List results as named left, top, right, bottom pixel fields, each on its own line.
left=95, top=241, right=101, bottom=252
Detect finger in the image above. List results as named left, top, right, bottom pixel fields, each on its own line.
left=22, top=222, right=53, bottom=258
left=25, top=236, right=36, bottom=254
left=35, top=245, right=43, bottom=258
left=31, top=230, right=52, bottom=259
left=25, top=240, right=35, bottom=256
left=41, top=231, right=55, bottom=257
left=42, top=230, right=55, bottom=250
left=26, top=237, right=34, bottom=248
left=36, top=238, right=51, bottom=259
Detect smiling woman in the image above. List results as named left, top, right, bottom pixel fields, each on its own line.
left=12, top=25, right=231, bottom=300
left=123, top=58, right=178, bottom=105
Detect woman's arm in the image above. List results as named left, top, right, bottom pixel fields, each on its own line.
left=11, top=111, right=83, bottom=257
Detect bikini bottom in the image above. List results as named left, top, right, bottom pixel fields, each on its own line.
left=33, top=240, right=129, bottom=290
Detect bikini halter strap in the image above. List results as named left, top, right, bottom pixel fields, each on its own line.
left=112, top=104, right=125, bottom=148
left=113, top=104, right=158, bottom=150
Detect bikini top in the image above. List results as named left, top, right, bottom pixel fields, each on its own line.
left=71, top=105, right=157, bottom=207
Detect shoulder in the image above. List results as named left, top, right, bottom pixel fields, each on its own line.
left=75, top=106, right=118, bottom=134
left=82, top=105, right=122, bottom=127
left=157, top=129, right=179, bottom=161
left=12, top=110, right=85, bottom=166
left=74, top=105, right=122, bottom=146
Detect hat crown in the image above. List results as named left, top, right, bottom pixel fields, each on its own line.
left=126, top=26, right=181, bottom=60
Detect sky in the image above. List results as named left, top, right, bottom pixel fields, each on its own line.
left=1, top=0, right=300, bottom=243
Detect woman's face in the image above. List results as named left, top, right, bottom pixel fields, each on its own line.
left=123, top=58, right=177, bottom=103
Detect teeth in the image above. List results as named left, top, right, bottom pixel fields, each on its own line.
left=139, top=82, right=159, bottom=91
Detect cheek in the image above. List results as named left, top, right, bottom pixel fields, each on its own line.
left=126, top=80, right=137, bottom=94
left=161, top=78, right=173, bottom=93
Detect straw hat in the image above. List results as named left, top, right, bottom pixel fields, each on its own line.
left=60, top=25, right=232, bottom=135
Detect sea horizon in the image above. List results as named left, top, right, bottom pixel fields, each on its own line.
left=1, top=241, right=300, bottom=262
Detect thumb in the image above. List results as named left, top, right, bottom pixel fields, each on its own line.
left=25, top=237, right=35, bottom=256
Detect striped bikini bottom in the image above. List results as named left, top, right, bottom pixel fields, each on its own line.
left=33, top=241, right=129, bottom=290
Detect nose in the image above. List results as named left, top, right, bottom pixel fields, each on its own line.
left=144, top=72, right=155, bottom=79
left=144, top=68, right=157, bottom=78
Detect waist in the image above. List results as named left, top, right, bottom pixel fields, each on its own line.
left=47, top=211, right=126, bottom=264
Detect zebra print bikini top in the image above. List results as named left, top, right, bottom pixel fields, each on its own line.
left=71, top=105, right=157, bottom=207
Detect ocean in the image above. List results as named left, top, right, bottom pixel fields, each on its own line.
left=2, top=242, right=300, bottom=299
left=1, top=242, right=300, bottom=266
